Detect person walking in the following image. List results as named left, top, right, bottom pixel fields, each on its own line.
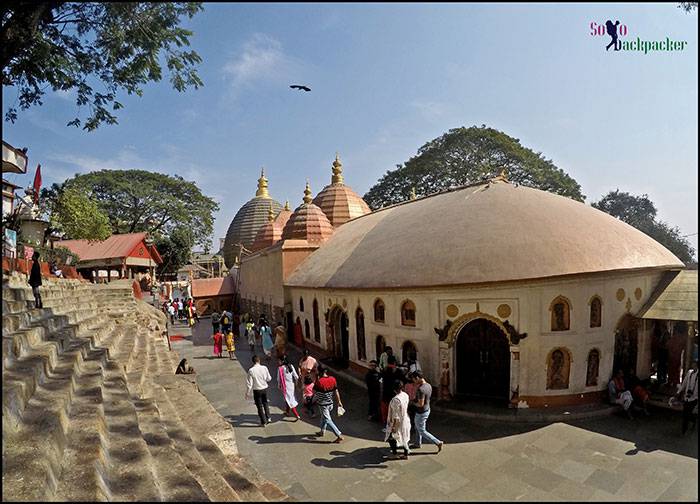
left=178, top=298, right=184, bottom=320
left=385, top=380, right=411, bottom=460
left=313, top=366, right=344, bottom=443
left=410, top=372, right=444, bottom=453
left=212, top=330, right=224, bottom=358
left=277, top=355, right=301, bottom=420
left=28, top=250, right=43, bottom=309
left=246, top=318, right=256, bottom=352
left=226, top=330, right=236, bottom=360
left=221, top=310, right=232, bottom=335
left=260, top=321, right=274, bottom=361
left=245, top=355, right=272, bottom=426
left=365, top=360, right=382, bottom=422
left=677, top=360, right=698, bottom=435
left=381, top=356, right=402, bottom=425
left=211, top=311, right=221, bottom=334
left=167, top=303, right=176, bottom=325
left=274, top=321, right=287, bottom=358
left=299, top=349, right=318, bottom=385
left=302, top=374, right=315, bottom=417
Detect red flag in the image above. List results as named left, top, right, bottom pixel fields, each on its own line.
left=32, top=164, right=41, bottom=204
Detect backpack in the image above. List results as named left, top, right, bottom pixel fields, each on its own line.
left=223, top=314, right=230, bottom=325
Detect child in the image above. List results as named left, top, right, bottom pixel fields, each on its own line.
left=226, top=330, right=236, bottom=360
left=212, top=331, right=223, bottom=358
left=303, top=374, right=315, bottom=417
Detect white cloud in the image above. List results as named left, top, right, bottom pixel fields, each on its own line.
left=222, top=33, right=305, bottom=95
left=410, top=100, right=449, bottom=122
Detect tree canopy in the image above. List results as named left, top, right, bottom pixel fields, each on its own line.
left=363, top=125, right=585, bottom=209
left=42, top=169, right=219, bottom=249
left=49, top=186, right=112, bottom=241
left=156, top=226, right=195, bottom=280
left=592, top=190, right=696, bottom=265
left=2, top=2, right=203, bottom=131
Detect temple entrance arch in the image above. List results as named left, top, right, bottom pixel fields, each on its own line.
left=327, top=305, right=350, bottom=367
left=455, top=318, right=510, bottom=401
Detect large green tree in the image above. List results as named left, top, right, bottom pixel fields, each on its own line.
left=363, top=125, right=585, bottom=209
left=2, top=2, right=203, bottom=131
left=593, top=190, right=696, bottom=265
left=156, top=226, right=194, bottom=280
left=49, top=186, right=112, bottom=240
left=44, top=169, right=219, bottom=249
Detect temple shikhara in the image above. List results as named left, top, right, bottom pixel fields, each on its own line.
left=223, top=156, right=697, bottom=409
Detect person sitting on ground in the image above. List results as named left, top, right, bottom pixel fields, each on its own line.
left=625, top=369, right=651, bottom=416
left=609, top=369, right=634, bottom=419
left=175, top=358, right=195, bottom=374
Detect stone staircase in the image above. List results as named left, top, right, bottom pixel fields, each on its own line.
left=2, top=273, right=288, bottom=502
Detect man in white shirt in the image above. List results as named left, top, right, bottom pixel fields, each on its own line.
left=245, top=355, right=272, bottom=426
left=677, top=360, right=698, bottom=435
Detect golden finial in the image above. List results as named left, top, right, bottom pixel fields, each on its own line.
left=303, top=180, right=313, bottom=204
left=409, top=187, right=416, bottom=200
left=331, top=152, right=344, bottom=185
left=256, top=167, right=270, bottom=197
left=284, top=200, right=290, bottom=211
left=268, top=202, right=275, bottom=222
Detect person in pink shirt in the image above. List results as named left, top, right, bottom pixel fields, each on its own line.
left=298, top=349, right=318, bottom=386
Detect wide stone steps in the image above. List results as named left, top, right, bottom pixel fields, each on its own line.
left=2, top=277, right=286, bottom=502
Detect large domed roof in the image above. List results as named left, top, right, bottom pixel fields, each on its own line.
left=312, top=154, right=371, bottom=227
left=286, top=176, right=684, bottom=289
left=250, top=202, right=292, bottom=252
left=223, top=169, right=282, bottom=266
left=281, top=182, right=334, bottom=243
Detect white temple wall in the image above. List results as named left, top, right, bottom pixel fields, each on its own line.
left=286, top=268, right=668, bottom=402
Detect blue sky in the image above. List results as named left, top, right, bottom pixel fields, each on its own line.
left=3, top=3, right=698, bottom=254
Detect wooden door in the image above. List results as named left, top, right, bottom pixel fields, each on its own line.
left=456, top=319, right=510, bottom=400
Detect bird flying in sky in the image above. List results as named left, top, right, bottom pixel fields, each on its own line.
left=290, top=85, right=311, bottom=92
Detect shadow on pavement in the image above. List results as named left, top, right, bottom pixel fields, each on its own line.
left=310, top=447, right=389, bottom=469
left=566, top=408, right=698, bottom=459
left=249, top=434, right=330, bottom=445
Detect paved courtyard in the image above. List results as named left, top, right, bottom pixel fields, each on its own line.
left=170, top=322, right=697, bottom=502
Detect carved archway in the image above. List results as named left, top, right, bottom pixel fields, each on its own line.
left=446, top=310, right=514, bottom=347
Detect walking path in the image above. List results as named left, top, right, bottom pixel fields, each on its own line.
left=170, top=321, right=697, bottom=502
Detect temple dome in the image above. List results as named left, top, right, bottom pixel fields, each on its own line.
left=312, top=154, right=371, bottom=227
left=274, top=200, right=293, bottom=229
left=281, top=182, right=335, bottom=243
left=223, top=169, right=282, bottom=266
left=286, top=176, right=684, bottom=289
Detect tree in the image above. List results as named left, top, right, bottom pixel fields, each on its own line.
left=363, top=125, right=585, bottom=209
left=678, top=2, right=698, bottom=12
left=593, top=190, right=696, bottom=265
left=2, top=2, right=203, bottom=131
left=50, top=186, right=112, bottom=240
left=156, top=226, right=194, bottom=280
left=50, top=169, right=219, bottom=249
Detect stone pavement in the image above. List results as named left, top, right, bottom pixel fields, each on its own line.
left=169, top=320, right=698, bottom=502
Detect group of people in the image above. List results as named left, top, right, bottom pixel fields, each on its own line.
left=365, top=346, right=443, bottom=459
left=245, top=350, right=346, bottom=444
left=164, top=297, right=198, bottom=326
left=243, top=342, right=443, bottom=460
left=608, top=361, right=698, bottom=435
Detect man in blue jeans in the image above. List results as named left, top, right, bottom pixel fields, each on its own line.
left=410, top=371, right=444, bottom=453
left=313, top=366, right=344, bottom=443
